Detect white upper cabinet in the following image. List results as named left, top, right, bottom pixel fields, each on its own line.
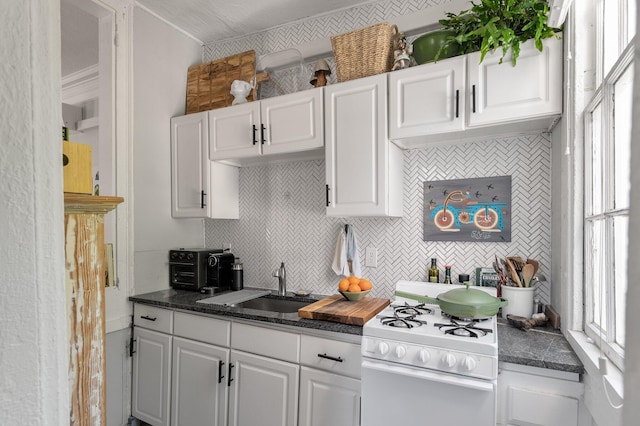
left=170, top=111, right=239, bottom=219
left=209, top=102, right=261, bottom=160
left=209, top=87, right=324, bottom=161
left=390, top=36, right=563, bottom=148
left=389, top=56, right=466, bottom=139
left=261, top=88, right=324, bottom=155
left=468, top=36, right=563, bottom=127
left=325, top=74, right=403, bottom=217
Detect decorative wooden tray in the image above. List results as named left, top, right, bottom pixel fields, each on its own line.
left=186, top=50, right=256, bottom=114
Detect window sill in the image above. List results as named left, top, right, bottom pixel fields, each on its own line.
left=566, top=329, right=624, bottom=403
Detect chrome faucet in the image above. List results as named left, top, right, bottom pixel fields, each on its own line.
left=273, top=262, right=286, bottom=296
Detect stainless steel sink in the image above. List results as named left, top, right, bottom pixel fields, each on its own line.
left=232, top=296, right=311, bottom=313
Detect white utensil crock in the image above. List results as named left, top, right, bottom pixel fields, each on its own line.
left=501, top=285, right=535, bottom=319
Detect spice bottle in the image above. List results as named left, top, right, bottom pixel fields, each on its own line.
left=444, top=266, right=452, bottom=284
left=428, top=258, right=440, bottom=283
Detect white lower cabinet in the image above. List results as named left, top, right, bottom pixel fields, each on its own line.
left=299, top=367, right=361, bottom=426
left=132, top=305, right=174, bottom=426
left=132, top=327, right=173, bottom=426
left=171, top=337, right=229, bottom=426
left=227, top=350, right=299, bottom=426
left=132, top=305, right=362, bottom=426
left=497, top=364, right=584, bottom=426
left=229, top=322, right=300, bottom=426
left=298, top=335, right=361, bottom=426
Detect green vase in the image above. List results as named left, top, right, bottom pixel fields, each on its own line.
left=412, top=30, right=459, bottom=64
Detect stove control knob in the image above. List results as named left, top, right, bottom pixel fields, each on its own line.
left=442, top=353, right=457, bottom=368
left=377, top=342, right=389, bottom=356
left=418, top=349, right=430, bottom=364
left=462, top=356, right=477, bottom=372
left=394, top=345, right=407, bottom=359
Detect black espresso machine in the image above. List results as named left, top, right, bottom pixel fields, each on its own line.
left=169, top=248, right=234, bottom=293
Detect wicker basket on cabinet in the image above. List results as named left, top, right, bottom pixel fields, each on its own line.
left=330, top=22, right=396, bottom=82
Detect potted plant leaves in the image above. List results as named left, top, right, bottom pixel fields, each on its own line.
left=435, top=0, right=561, bottom=65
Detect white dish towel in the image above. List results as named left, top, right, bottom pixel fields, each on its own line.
left=331, top=224, right=362, bottom=277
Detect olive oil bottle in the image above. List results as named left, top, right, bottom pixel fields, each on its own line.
left=428, top=258, right=440, bottom=283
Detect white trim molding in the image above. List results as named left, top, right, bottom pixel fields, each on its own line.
left=61, top=64, right=99, bottom=104
left=549, top=0, right=574, bottom=27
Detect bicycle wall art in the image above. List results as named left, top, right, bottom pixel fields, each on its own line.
left=423, top=176, right=511, bottom=242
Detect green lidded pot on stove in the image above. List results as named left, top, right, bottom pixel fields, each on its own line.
left=395, top=282, right=508, bottom=319
left=412, top=30, right=459, bottom=64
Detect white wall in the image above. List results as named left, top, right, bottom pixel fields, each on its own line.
left=132, top=7, right=204, bottom=295
left=0, top=0, right=69, bottom=424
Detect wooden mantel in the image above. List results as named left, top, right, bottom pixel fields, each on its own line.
left=64, top=193, right=124, bottom=213
left=64, top=194, right=123, bottom=426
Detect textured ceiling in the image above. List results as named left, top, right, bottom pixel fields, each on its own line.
left=61, top=0, right=376, bottom=77
left=136, top=0, right=375, bottom=44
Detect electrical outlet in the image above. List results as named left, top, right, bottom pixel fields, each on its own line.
left=365, top=247, right=378, bottom=268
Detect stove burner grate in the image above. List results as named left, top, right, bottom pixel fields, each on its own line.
left=391, top=302, right=434, bottom=316
left=377, top=313, right=427, bottom=328
left=434, top=319, right=493, bottom=338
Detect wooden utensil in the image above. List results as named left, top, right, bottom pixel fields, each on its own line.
left=526, top=258, right=539, bottom=276
left=521, top=263, right=535, bottom=288
left=505, top=257, right=522, bottom=287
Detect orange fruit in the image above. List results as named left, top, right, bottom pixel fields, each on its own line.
left=359, top=279, right=372, bottom=291
left=348, top=276, right=360, bottom=285
left=338, top=278, right=350, bottom=292
left=347, top=283, right=361, bottom=292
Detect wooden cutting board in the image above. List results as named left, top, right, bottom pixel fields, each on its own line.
left=298, top=294, right=390, bottom=326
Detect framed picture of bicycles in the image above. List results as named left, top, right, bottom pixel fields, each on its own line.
left=423, top=175, right=511, bottom=242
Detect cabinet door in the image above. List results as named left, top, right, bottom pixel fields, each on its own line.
left=325, top=74, right=403, bottom=217
left=467, top=36, right=562, bottom=127
left=298, top=367, right=361, bottom=426
left=209, top=102, right=261, bottom=160
left=132, top=327, right=172, bottom=426
left=261, top=87, right=324, bottom=156
left=497, top=368, right=582, bottom=426
left=228, top=350, right=299, bottom=426
left=389, top=56, right=465, bottom=139
left=171, top=112, right=240, bottom=219
left=171, top=337, right=229, bottom=426
left=171, top=112, right=210, bottom=218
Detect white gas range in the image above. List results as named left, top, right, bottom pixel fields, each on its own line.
left=361, top=280, right=499, bottom=426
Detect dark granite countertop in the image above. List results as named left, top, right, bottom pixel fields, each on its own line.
left=129, top=288, right=364, bottom=336
left=497, top=319, right=584, bottom=374
left=129, top=289, right=584, bottom=374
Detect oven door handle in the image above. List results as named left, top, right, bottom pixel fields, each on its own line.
left=362, top=359, right=495, bottom=392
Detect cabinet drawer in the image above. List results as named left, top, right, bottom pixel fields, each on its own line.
left=300, top=335, right=361, bottom=379
left=231, top=322, right=300, bottom=363
left=173, top=312, right=230, bottom=347
left=133, top=305, right=173, bottom=334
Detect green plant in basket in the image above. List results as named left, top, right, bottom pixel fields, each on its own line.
left=435, top=0, right=561, bottom=66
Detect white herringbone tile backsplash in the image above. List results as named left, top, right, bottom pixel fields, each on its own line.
left=205, top=134, right=553, bottom=304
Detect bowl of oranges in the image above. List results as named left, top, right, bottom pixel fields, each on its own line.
left=338, top=276, right=372, bottom=301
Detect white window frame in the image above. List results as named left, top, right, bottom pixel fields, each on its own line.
left=583, top=44, right=633, bottom=371
left=581, top=0, right=634, bottom=371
